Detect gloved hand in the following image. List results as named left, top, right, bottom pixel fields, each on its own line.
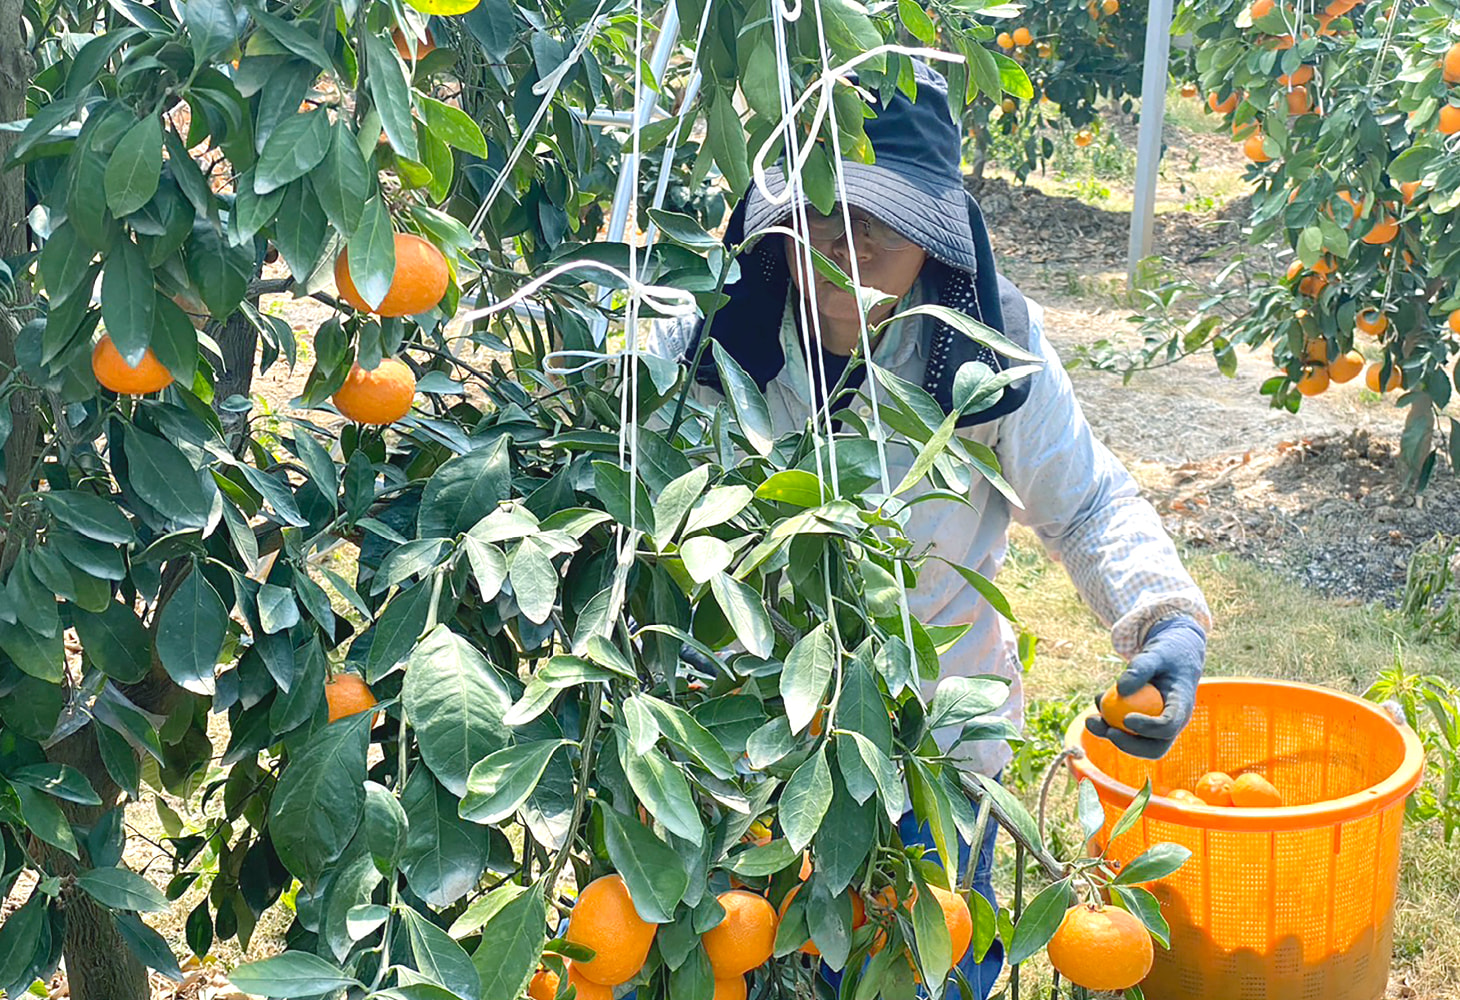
left=1085, top=615, right=1206, bottom=760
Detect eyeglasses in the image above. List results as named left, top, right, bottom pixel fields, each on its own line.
left=802, top=210, right=914, bottom=253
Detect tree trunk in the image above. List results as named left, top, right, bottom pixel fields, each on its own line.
left=0, top=0, right=37, bottom=522
left=41, top=732, right=150, bottom=1000
left=213, top=302, right=258, bottom=453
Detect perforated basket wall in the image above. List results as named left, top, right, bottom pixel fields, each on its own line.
left=1065, top=678, right=1423, bottom=1000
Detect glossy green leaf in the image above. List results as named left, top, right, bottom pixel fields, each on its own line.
left=0, top=894, right=47, bottom=986
left=419, top=439, right=512, bottom=537
left=404, top=625, right=513, bottom=796
left=367, top=33, right=419, bottom=161
left=346, top=195, right=396, bottom=311
left=228, top=952, right=360, bottom=996
left=910, top=874, right=953, bottom=990
left=43, top=490, right=135, bottom=544
left=402, top=909, right=481, bottom=1000
left=401, top=768, right=492, bottom=908
left=653, top=465, right=709, bottom=547
left=104, top=115, right=162, bottom=216
left=76, top=867, right=169, bottom=912
left=268, top=712, right=371, bottom=883
left=460, top=740, right=569, bottom=825
left=365, top=581, right=434, bottom=682
left=255, top=110, right=332, bottom=195
left=1006, top=878, right=1072, bottom=965
left=420, top=95, right=489, bottom=156
left=272, top=178, right=330, bottom=282
left=711, top=341, right=773, bottom=456
left=0, top=622, right=63, bottom=682
left=185, top=224, right=252, bottom=320
left=780, top=745, right=833, bottom=852
left=471, top=879, right=546, bottom=999
left=316, top=122, right=371, bottom=237
left=709, top=572, right=772, bottom=658
left=1111, top=884, right=1170, bottom=948
left=781, top=623, right=835, bottom=735
left=186, top=0, right=239, bottom=63
left=678, top=535, right=732, bottom=584
left=927, top=677, right=1011, bottom=733
left=100, top=237, right=155, bottom=365
left=155, top=567, right=226, bottom=695
left=623, top=744, right=703, bottom=845
left=1112, top=842, right=1192, bottom=886
left=8, top=763, right=102, bottom=806
left=600, top=805, right=689, bottom=923
left=1077, top=779, right=1105, bottom=848
left=1110, top=780, right=1154, bottom=843
left=12, top=782, right=77, bottom=856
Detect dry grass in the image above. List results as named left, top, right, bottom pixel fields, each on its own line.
left=990, top=524, right=1460, bottom=999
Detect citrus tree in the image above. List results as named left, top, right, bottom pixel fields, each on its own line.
left=0, top=0, right=1190, bottom=997
left=1094, top=0, right=1460, bottom=485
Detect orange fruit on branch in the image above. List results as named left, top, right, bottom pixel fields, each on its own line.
left=1195, top=771, right=1235, bottom=806
left=1037, top=41, right=1053, bottom=57
left=1361, top=216, right=1399, bottom=245
left=1399, top=180, right=1422, bottom=204
left=334, top=232, right=449, bottom=317
left=1098, top=683, right=1164, bottom=735
left=325, top=672, right=377, bottom=723
left=712, top=977, right=747, bottom=1000
left=1449, top=309, right=1460, bottom=336
left=1444, top=42, right=1460, bottom=84
left=565, top=965, right=613, bottom=1000
left=1181, top=82, right=1199, bottom=98
left=91, top=334, right=175, bottom=394
left=1295, top=366, right=1329, bottom=396
left=1277, top=64, right=1314, bottom=86
left=1327, top=350, right=1365, bottom=384
left=1001, top=98, right=1017, bottom=114
left=1074, top=130, right=1094, bottom=147
left=1012, top=26, right=1033, bottom=46
left=930, top=885, right=974, bottom=965
left=1439, top=105, right=1460, bottom=135
left=333, top=358, right=417, bottom=425
left=996, top=31, right=1014, bottom=48
left=1046, top=903, right=1154, bottom=992
left=527, top=967, right=560, bottom=1000
left=1298, top=273, right=1327, bottom=297
left=1356, top=308, right=1388, bottom=337
left=703, top=890, right=777, bottom=977
left=1303, top=339, right=1330, bottom=364
left=1286, top=85, right=1313, bottom=115
left=1208, top=92, right=1239, bottom=115
left=1243, top=133, right=1271, bottom=162
left=565, top=875, right=659, bottom=986
left=1365, top=361, right=1402, bottom=393
left=1249, top=0, right=1274, bottom=16
left=1102, top=0, right=1119, bottom=13
left=1231, top=772, right=1285, bottom=807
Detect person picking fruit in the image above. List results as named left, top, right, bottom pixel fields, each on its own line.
left=648, top=60, right=1210, bottom=998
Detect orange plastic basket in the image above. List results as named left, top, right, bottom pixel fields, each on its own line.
left=1064, top=678, right=1423, bottom=1000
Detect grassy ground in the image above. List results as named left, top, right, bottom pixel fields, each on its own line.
left=988, top=524, right=1460, bottom=999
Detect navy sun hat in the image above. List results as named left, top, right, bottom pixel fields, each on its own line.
left=743, top=60, right=978, bottom=275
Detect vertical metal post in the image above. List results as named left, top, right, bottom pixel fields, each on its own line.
left=591, top=4, right=683, bottom=344
left=1127, top=0, right=1176, bottom=284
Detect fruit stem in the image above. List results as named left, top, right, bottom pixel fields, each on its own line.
left=545, top=679, right=604, bottom=894
left=1037, top=748, right=1077, bottom=847
left=959, top=792, right=993, bottom=895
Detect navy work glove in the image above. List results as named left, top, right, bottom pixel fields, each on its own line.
left=1085, top=615, right=1206, bottom=760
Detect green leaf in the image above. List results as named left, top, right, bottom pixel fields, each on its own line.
left=402, top=910, right=482, bottom=1000
left=1109, top=780, right=1153, bottom=843
left=591, top=460, right=654, bottom=534
left=1006, top=879, right=1072, bottom=965
left=8, top=763, right=102, bottom=806
left=268, top=712, right=371, bottom=883
left=186, top=0, right=239, bottom=63
left=781, top=624, right=836, bottom=735
left=419, top=439, right=512, bottom=537
left=155, top=567, right=226, bottom=695
left=12, top=782, right=77, bottom=856
left=0, top=622, right=63, bottom=682
left=647, top=208, right=719, bottom=249
left=116, top=911, right=183, bottom=981
left=101, top=237, right=155, bottom=365
left=43, top=491, right=135, bottom=544
left=780, top=745, right=833, bottom=852
left=623, top=744, right=703, bottom=845
left=0, top=894, right=47, bottom=986
left=509, top=538, right=558, bottom=625
left=346, top=195, right=396, bottom=311
left=253, top=9, right=335, bottom=70
left=707, top=88, right=749, bottom=197
left=272, top=178, right=330, bottom=283
left=316, top=122, right=371, bottom=238
left=76, top=867, right=169, bottom=912
left=229, top=952, right=361, bottom=996
left=600, top=805, right=689, bottom=923
left=897, top=0, right=936, bottom=42
left=711, top=341, right=773, bottom=456
left=321, top=853, right=383, bottom=961
left=373, top=538, right=451, bottom=595
left=150, top=293, right=198, bottom=384
left=755, top=469, right=826, bottom=508
left=837, top=657, right=892, bottom=752
left=471, top=880, right=547, bottom=1000
left=927, top=677, right=1011, bottom=732
left=971, top=773, right=1042, bottom=856
left=931, top=557, right=1016, bottom=622
left=255, top=110, right=332, bottom=195
left=365, top=581, right=434, bottom=682
left=404, top=625, right=514, bottom=796
left=725, top=839, right=797, bottom=877
left=122, top=429, right=212, bottom=529
left=1111, top=884, right=1170, bottom=949
left=1112, top=842, right=1191, bottom=886
left=460, top=740, right=569, bottom=825
left=911, top=874, right=953, bottom=989
left=185, top=223, right=253, bottom=321
left=881, top=303, right=1042, bottom=364
left=678, top=535, right=732, bottom=584
left=367, top=33, right=419, bottom=161
left=653, top=466, right=710, bottom=548
left=682, top=485, right=753, bottom=537
left=420, top=96, right=489, bottom=157
left=840, top=732, right=901, bottom=823
left=746, top=717, right=794, bottom=769
left=637, top=696, right=738, bottom=779
left=709, top=572, right=773, bottom=658
left=401, top=768, right=492, bottom=908
left=821, top=0, right=884, bottom=70
left=104, top=115, right=163, bottom=217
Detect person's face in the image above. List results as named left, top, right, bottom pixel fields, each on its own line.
left=783, top=207, right=927, bottom=325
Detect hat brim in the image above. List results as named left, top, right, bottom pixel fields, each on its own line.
left=743, top=162, right=978, bottom=275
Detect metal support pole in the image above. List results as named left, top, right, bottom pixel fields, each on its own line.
left=590, top=3, right=683, bottom=344
left=1127, top=0, right=1176, bottom=284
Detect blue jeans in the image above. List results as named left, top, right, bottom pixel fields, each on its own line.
left=819, top=779, right=1005, bottom=1000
